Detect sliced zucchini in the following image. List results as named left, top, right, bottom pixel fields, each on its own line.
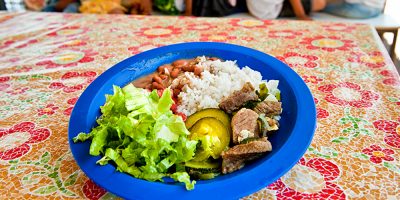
left=185, top=160, right=220, bottom=169
left=197, top=173, right=220, bottom=180
left=189, top=117, right=230, bottom=160
left=185, top=160, right=221, bottom=179
left=185, top=108, right=231, bottom=131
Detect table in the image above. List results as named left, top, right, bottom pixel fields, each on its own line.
left=0, top=11, right=399, bottom=199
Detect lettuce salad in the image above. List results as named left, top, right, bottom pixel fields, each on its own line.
left=73, top=85, right=198, bottom=190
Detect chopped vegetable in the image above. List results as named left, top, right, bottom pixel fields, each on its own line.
left=73, top=85, right=198, bottom=190
left=258, top=114, right=279, bottom=137
left=266, top=80, right=280, bottom=101
left=239, top=137, right=259, bottom=144
left=256, top=83, right=268, bottom=101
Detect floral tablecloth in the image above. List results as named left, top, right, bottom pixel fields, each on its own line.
left=0, top=11, right=399, bottom=199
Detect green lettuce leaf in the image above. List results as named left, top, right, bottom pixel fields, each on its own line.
left=73, top=85, right=197, bottom=190
left=157, top=88, right=174, bottom=114
left=101, top=85, right=128, bottom=117
left=72, top=132, right=93, bottom=143
left=171, top=172, right=196, bottom=190
left=89, top=126, right=108, bottom=156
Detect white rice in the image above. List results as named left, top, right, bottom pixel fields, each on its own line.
left=177, top=57, right=279, bottom=116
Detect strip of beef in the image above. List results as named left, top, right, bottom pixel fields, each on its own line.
left=221, top=137, right=272, bottom=174
left=219, top=82, right=258, bottom=114
left=254, top=100, right=282, bottom=116
left=231, top=108, right=259, bottom=144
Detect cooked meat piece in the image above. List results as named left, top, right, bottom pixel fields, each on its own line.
left=254, top=100, right=282, bottom=116
left=221, top=137, right=272, bottom=174
left=221, top=159, right=245, bottom=174
left=231, top=108, right=259, bottom=144
left=219, top=82, right=258, bottom=113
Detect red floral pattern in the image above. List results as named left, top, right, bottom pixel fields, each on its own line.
left=95, top=15, right=127, bottom=24
left=229, top=19, right=273, bottom=28
left=303, top=75, right=323, bottom=84
left=15, top=39, right=39, bottom=49
left=318, top=82, right=379, bottom=108
left=276, top=52, right=319, bottom=68
left=36, top=49, right=97, bottom=69
left=0, top=122, right=50, bottom=160
left=241, top=36, right=254, bottom=42
left=7, top=87, right=28, bottom=95
left=82, top=179, right=107, bottom=200
left=136, top=26, right=181, bottom=38
left=323, top=23, right=356, bottom=32
left=380, top=70, right=400, bottom=86
left=49, top=71, right=96, bottom=93
left=362, top=145, right=394, bottom=164
left=0, top=76, right=10, bottom=91
left=15, top=66, right=33, bottom=73
left=200, top=32, right=237, bottom=42
left=47, top=26, right=88, bottom=37
left=128, top=43, right=162, bottom=55
left=0, top=40, right=15, bottom=49
left=348, top=51, right=385, bottom=68
left=317, top=108, right=330, bottom=119
left=314, top=97, right=329, bottom=119
left=63, top=97, right=78, bottom=116
left=268, top=30, right=303, bottom=39
left=38, top=104, right=59, bottom=116
left=300, top=36, right=356, bottom=52
left=373, top=120, right=400, bottom=148
left=268, top=158, right=345, bottom=199
left=186, top=22, right=216, bottom=30
left=58, top=39, right=87, bottom=48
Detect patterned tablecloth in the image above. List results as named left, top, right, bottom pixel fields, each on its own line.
left=0, top=11, right=399, bottom=200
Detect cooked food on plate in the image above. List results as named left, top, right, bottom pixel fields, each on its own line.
left=73, top=56, right=282, bottom=190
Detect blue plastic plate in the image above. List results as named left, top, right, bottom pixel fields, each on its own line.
left=68, top=42, right=316, bottom=200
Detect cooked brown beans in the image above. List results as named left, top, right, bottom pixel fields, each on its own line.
left=159, top=74, right=168, bottom=80
left=173, top=88, right=180, bottom=96
left=182, top=64, right=190, bottom=71
left=182, top=64, right=195, bottom=72
left=152, top=82, right=164, bottom=90
left=145, top=84, right=152, bottom=90
left=172, top=59, right=188, bottom=68
left=157, top=65, right=168, bottom=73
left=176, top=84, right=183, bottom=90
left=194, top=66, right=202, bottom=76
left=133, top=57, right=218, bottom=91
left=152, top=75, right=163, bottom=84
left=171, top=68, right=180, bottom=78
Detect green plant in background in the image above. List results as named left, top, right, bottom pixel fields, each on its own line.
left=332, top=108, right=374, bottom=144
left=154, top=0, right=181, bottom=15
